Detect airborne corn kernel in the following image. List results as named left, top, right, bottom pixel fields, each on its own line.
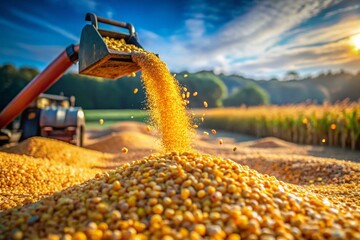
left=121, top=147, right=128, bottom=154
left=203, top=101, right=208, bottom=108
left=134, top=88, right=139, bottom=94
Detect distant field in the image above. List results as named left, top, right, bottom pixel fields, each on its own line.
left=84, top=109, right=149, bottom=129
left=199, top=103, right=360, bottom=150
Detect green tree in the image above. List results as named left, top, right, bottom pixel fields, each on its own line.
left=177, top=71, right=228, bottom=108
left=223, top=84, right=270, bottom=107
left=284, top=71, right=300, bottom=81
left=0, top=64, right=37, bottom=111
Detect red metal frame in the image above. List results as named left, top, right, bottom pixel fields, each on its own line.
left=0, top=45, right=79, bottom=128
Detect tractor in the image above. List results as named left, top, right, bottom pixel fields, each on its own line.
left=1, top=94, right=85, bottom=146
left=0, top=13, right=143, bottom=146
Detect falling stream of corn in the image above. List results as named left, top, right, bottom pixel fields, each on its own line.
left=104, top=37, right=193, bottom=153
left=132, top=52, right=193, bottom=153
left=0, top=37, right=359, bottom=239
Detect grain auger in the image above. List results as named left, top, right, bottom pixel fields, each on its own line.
left=0, top=13, right=144, bottom=132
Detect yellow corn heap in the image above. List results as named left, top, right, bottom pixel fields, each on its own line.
left=229, top=152, right=360, bottom=212
left=105, top=37, right=193, bottom=153
left=0, top=152, right=98, bottom=210
left=1, top=152, right=359, bottom=239
left=2, top=137, right=110, bottom=169
left=0, top=138, right=116, bottom=211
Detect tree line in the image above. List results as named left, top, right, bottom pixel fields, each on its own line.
left=1, top=64, right=360, bottom=111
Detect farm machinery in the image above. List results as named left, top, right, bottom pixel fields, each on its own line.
left=13, top=93, right=85, bottom=146
left=0, top=13, right=144, bottom=146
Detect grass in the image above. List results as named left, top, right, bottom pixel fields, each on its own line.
left=84, top=109, right=149, bottom=129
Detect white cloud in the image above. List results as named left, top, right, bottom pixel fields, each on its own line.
left=324, top=4, right=360, bottom=18
left=233, top=15, right=360, bottom=78
left=282, top=16, right=360, bottom=48
left=140, top=0, right=342, bottom=78
left=11, top=8, right=79, bottom=41
left=200, top=0, right=338, bottom=60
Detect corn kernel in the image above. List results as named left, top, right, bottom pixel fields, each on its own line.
left=121, top=147, right=128, bottom=154
left=181, top=189, right=191, bottom=200
left=152, top=204, right=164, bottom=214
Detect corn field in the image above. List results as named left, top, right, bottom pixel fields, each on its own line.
left=201, top=100, right=360, bottom=150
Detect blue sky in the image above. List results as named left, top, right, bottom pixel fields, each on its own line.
left=1, top=0, right=360, bottom=79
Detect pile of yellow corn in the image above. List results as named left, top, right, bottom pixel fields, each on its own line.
left=2, top=137, right=111, bottom=169
left=1, top=152, right=359, bottom=239
left=233, top=153, right=360, bottom=185
left=230, top=152, right=360, bottom=213
left=0, top=137, right=116, bottom=211
left=0, top=152, right=98, bottom=211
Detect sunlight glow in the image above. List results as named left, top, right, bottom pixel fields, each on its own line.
left=352, top=34, right=360, bottom=50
